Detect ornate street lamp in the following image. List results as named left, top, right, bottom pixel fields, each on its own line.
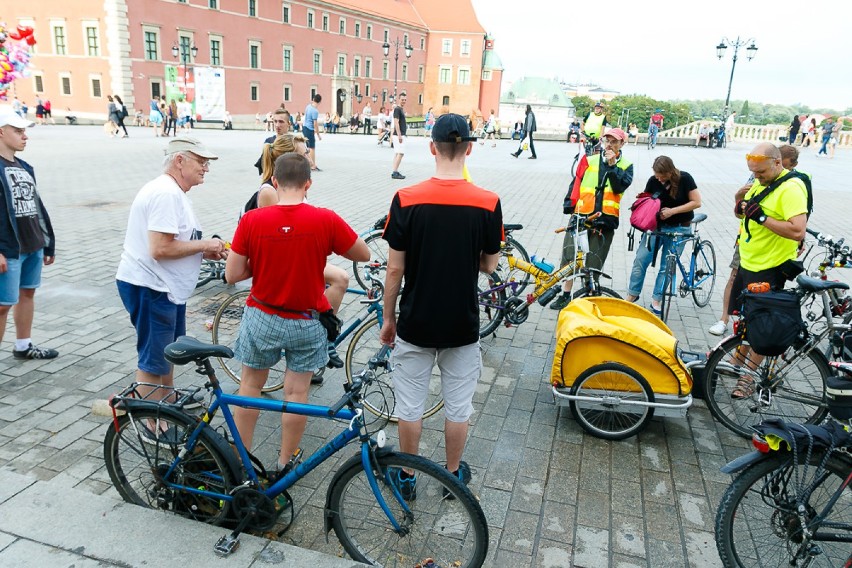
left=381, top=37, right=413, bottom=101
left=716, top=37, right=757, bottom=122
left=171, top=42, right=198, bottom=97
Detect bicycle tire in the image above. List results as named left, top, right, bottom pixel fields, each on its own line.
left=501, top=235, right=532, bottom=296
left=479, top=271, right=506, bottom=337
left=659, top=255, right=676, bottom=323
left=211, top=291, right=287, bottom=392
left=344, top=316, right=444, bottom=422
left=103, top=405, right=240, bottom=525
left=702, top=336, right=830, bottom=438
left=568, top=362, right=655, bottom=440
left=327, top=451, right=489, bottom=568
left=571, top=285, right=622, bottom=301
left=353, top=231, right=387, bottom=290
left=196, top=259, right=220, bottom=289
left=691, top=240, right=717, bottom=308
left=715, top=451, right=852, bottom=567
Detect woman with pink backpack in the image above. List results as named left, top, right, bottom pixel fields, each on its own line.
left=625, top=156, right=702, bottom=315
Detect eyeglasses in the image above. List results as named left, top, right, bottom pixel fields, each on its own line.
left=187, top=155, right=211, bottom=168
left=745, top=154, right=773, bottom=162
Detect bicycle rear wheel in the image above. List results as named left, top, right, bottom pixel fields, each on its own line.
left=196, top=259, right=221, bottom=289
left=715, top=451, right=852, bottom=568
left=702, top=337, right=830, bottom=438
left=211, top=291, right=287, bottom=392
left=691, top=240, right=716, bottom=307
left=659, top=255, right=676, bottom=323
left=353, top=231, right=387, bottom=290
left=328, top=451, right=488, bottom=568
left=478, top=271, right=506, bottom=337
left=344, top=317, right=444, bottom=422
left=103, top=405, right=239, bottom=525
left=501, top=235, right=532, bottom=296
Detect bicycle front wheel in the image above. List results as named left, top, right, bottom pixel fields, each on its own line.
left=353, top=231, right=387, bottom=290
left=659, top=255, right=676, bottom=323
left=328, top=451, right=488, bottom=568
left=344, top=317, right=444, bottom=422
left=211, top=291, right=286, bottom=392
left=715, top=451, right=852, bottom=568
left=479, top=271, right=506, bottom=337
left=703, top=337, right=830, bottom=438
left=103, top=405, right=239, bottom=525
left=691, top=240, right=717, bottom=308
left=196, top=259, right=220, bottom=289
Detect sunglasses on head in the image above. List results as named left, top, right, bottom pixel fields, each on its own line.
left=745, top=154, right=774, bottom=162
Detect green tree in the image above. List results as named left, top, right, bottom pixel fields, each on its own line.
left=571, top=96, right=595, bottom=122
left=740, top=101, right=750, bottom=122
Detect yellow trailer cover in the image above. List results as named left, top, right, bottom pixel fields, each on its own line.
left=551, top=297, right=692, bottom=396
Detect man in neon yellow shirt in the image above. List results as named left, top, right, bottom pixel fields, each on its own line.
left=581, top=101, right=608, bottom=145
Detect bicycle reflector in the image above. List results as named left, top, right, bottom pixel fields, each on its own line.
left=751, top=433, right=771, bottom=453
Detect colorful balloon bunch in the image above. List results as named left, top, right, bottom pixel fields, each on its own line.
left=0, top=23, right=37, bottom=100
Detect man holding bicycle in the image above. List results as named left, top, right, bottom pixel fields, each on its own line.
left=551, top=127, right=634, bottom=311
left=381, top=113, right=502, bottom=494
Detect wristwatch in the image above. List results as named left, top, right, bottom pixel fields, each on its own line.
left=756, top=213, right=767, bottom=224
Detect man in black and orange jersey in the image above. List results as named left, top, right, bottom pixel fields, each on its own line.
left=380, top=113, right=503, bottom=497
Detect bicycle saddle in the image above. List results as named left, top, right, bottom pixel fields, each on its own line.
left=504, top=224, right=523, bottom=232
left=691, top=213, right=707, bottom=224
left=796, top=274, right=850, bottom=292
left=165, top=336, right=234, bottom=365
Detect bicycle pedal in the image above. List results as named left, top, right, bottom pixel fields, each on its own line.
left=214, top=534, right=240, bottom=557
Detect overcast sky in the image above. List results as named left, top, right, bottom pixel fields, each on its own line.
left=470, top=0, right=850, bottom=112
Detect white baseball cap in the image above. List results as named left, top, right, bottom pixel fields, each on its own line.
left=0, top=109, right=34, bottom=128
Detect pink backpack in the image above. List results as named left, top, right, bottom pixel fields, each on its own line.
left=629, top=192, right=661, bottom=232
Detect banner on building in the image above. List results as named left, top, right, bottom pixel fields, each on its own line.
left=194, top=67, right=226, bottom=121
left=164, top=64, right=194, bottom=109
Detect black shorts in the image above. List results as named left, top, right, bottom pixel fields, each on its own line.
left=728, top=265, right=787, bottom=315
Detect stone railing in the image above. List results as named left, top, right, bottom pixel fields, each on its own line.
left=661, top=121, right=852, bottom=147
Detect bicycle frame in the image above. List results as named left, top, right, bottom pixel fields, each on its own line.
left=505, top=253, right=581, bottom=305
left=668, top=233, right=712, bottom=293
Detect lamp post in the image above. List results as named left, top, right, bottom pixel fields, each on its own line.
left=619, top=107, right=637, bottom=128
left=715, top=37, right=757, bottom=122
left=382, top=37, right=413, bottom=102
left=171, top=42, right=198, bottom=98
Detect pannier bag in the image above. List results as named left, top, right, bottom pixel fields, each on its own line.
left=742, top=289, right=805, bottom=356
left=629, top=192, right=661, bottom=233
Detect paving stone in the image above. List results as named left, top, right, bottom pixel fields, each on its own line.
left=573, top=525, right=610, bottom=568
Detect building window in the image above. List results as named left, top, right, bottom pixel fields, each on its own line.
left=307, top=10, right=314, bottom=29
left=53, top=25, right=67, bottom=55
left=420, top=37, right=425, bottom=50
left=151, top=81, right=162, bottom=99
left=249, top=42, right=260, bottom=69
left=250, top=83, right=259, bottom=101
left=144, top=31, right=159, bottom=61
left=86, top=26, right=99, bottom=56
left=366, top=24, right=372, bottom=40
left=208, top=0, right=217, bottom=8
left=282, top=4, right=290, bottom=23
left=179, top=35, right=193, bottom=62
left=310, top=86, right=317, bottom=100
left=283, top=47, right=292, bottom=72
left=337, top=55, right=345, bottom=76
left=403, top=33, right=409, bottom=47
left=248, top=0, right=256, bottom=17
left=210, top=38, right=221, bottom=66
left=313, top=51, right=321, bottom=74
left=90, top=77, right=102, bottom=97
left=418, top=65, right=424, bottom=83
left=339, top=18, right=345, bottom=35
left=441, top=39, right=452, bottom=55
left=60, top=74, right=72, bottom=96
left=364, top=84, right=370, bottom=96
left=354, top=22, right=360, bottom=37
left=383, top=29, right=389, bottom=43
left=418, top=93, right=423, bottom=105
left=460, top=39, right=471, bottom=56
left=439, top=66, right=451, bottom=84
left=442, top=95, right=450, bottom=106
left=382, top=61, right=388, bottom=80
left=322, top=14, right=328, bottom=32
left=458, top=67, right=470, bottom=85
left=33, top=75, right=43, bottom=93
left=401, top=63, right=408, bottom=81
left=365, top=58, right=372, bottom=78
left=354, top=57, right=361, bottom=77
left=482, top=69, right=492, bottom=81
left=283, top=85, right=291, bottom=101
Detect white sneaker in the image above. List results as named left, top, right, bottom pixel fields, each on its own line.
left=709, top=320, right=728, bottom=336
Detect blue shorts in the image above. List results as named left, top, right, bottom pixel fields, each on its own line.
left=234, top=306, right=327, bottom=372
left=117, top=280, right=186, bottom=376
left=0, top=250, right=44, bottom=305
left=303, top=127, right=316, bottom=149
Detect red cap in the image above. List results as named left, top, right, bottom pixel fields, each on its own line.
left=602, top=127, right=627, bottom=142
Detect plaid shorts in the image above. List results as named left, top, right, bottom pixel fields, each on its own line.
left=233, top=306, right=327, bottom=372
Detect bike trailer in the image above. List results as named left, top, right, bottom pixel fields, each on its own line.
left=551, top=297, right=693, bottom=429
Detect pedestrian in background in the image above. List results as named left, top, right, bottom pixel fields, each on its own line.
left=391, top=93, right=409, bottom=179
left=302, top=95, right=322, bottom=171
left=510, top=104, right=537, bottom=159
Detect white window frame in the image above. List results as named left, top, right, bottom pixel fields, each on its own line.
left=209, top=35, right=223, bottom=66
left=313, top=50, right=322, bottom=74
left=322, top=13, right=329, bottom=32
left=59, top=72, right=72, bottom=96
left=365, top=57, right=372, bottom=78
left=142, top=25, right=160, bottom=61
left=282, top=45, right=293, bottom=72
left=250, top=82, right=260, bottom=101
left=482, top=69, right=492, bottom=81
left=248, top=40, right=261, bottom=69
left=438, top=65, right=452, bottom=84
left=457, top=66, right=471, bottom=85
left=354, top=21, right=361, bottom=38
left=50, top=21, right=67, bottom=56
left=82, top=21, right=100, bottom=57
left=283, top=84, right=292, bottom=102
left=337, top=54, right=346, bottom=76
left=282, top=3, right=290, bottom=23
left=89, top=73, right=103, bottom=97
left=460, top=39, right=471, bottom=57
left=418, top=65, right=424, bottom=83
left=339, top=18, right=346, bottom=35
left=32, top=73, right=44, bottom=93
left=383, top=29, right=389, bottom=43
left=366, top=24, right=372, bottom=40
left=401, top=62, right=408, bottom=82
left=441, top=39, right=452, bottom=55
left=382, top=61, right=389, bottom=80
left=307, top=10, right=314, bottom=29
left=353, top=56, right=361, bottom=77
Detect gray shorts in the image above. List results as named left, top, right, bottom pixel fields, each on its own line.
left=391, top=337, right=480, bottom=422
left=729, top=244, right=740, bottom=270
left=233, top=306, right=327, bottom=372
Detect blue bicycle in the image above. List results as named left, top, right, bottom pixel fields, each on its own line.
left=102, top=338, right=488, bottom=564
left=649, top=213, right=717, bottom=323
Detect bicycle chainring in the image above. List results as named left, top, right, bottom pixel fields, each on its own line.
left=505, top=296, right=529, bottom=325
left=678, top=281, right=690, bottom=298
left=231, top=487, right=278, bottom=531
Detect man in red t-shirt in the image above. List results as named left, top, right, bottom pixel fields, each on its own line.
left=225, top=153, right=369, bottom=470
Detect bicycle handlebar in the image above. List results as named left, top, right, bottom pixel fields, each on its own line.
left=555, top=212, right=601, bottom=233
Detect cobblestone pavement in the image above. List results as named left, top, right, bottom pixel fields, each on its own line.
left=0, top=124, right=848, bottom=567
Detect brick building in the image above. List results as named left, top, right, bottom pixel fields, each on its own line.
left=7, top=0, right=502, bottom=123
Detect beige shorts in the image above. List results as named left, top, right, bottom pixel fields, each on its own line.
left=393, top=135, right=407, bottom=155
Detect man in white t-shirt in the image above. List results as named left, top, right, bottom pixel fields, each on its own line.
left=116, top=137, right=226, bottom=402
